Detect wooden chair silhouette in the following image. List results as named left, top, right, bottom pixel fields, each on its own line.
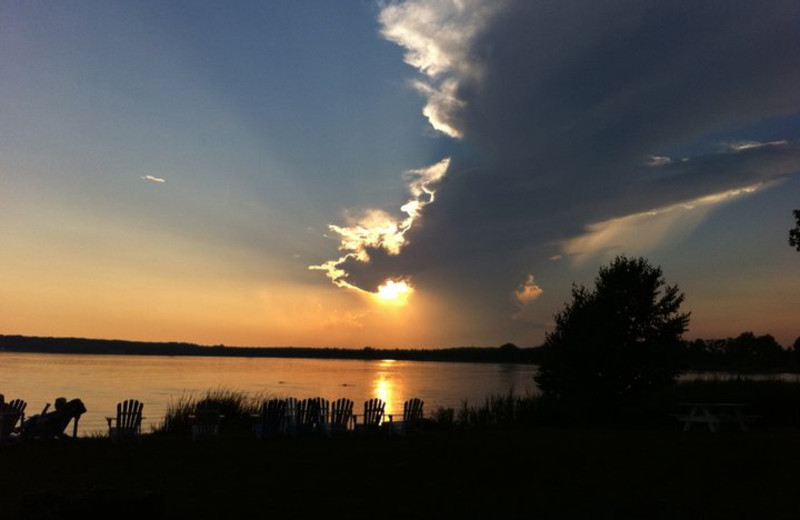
left=8, top=399, right=27, bottom=429
left=0, top=397, right=23, bottom=443
left=315, top=397, right=330, bottom=433
left=328, top=398, right=354, bottom=436
left=283, top=397, right=299, bottom=437
left=253, top=398, right=286, bottom=439
left=389, top=398, right=424, bottom=435
left=106, top=399, right=144, bottom=441
left=355, top=398, right=385, bottom=435
left=190, top=400, right=223, bottom=440
left=297, top=397, right=329, bottom=436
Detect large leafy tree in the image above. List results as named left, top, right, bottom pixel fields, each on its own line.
left=790, top=210, right=800, bottom=252
left=535, top=256, right=690, bottom=408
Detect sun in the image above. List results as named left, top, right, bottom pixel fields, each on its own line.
left=375, top=279, right=413, bottom=305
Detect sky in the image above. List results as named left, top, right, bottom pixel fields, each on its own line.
left=1, top=0, right=799, bottom=349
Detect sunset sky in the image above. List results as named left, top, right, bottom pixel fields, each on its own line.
left=2, top=1, right=799, bottom=349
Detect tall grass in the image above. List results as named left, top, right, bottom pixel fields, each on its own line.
left=455, top=387, right=547, bottom=428
left=154, top=387, right=271, bottom=435
left=149, top=378, right=800, bottom=436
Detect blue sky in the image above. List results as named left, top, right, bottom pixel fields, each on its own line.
left=1, top=1, right=799, bottom=348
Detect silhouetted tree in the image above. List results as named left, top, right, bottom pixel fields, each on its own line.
left=535, top=256, right=690, bottom=412
left=790, top=210, right=800, bottom=251
left=791, top=337, right=800, bottom=367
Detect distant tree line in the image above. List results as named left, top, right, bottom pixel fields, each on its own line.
left=684, top=332, right=800, bottom=372
left=0, top=335, right=538, bottom=364
left=2, top=332, right=799, bottom=372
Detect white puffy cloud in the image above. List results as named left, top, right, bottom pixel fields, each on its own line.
left=515, top=274, right=543, bottom=304
left=379, top=0, right=501, bottom=138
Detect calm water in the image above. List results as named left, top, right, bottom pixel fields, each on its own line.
left=0, top=351, right=539, bottom=436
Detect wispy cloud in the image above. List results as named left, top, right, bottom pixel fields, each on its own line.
left=645, top=155, right=673, bottom=167
left=725, top=140, right=789, bottom=153
left=559, top=184, right=763, bottom=264
left=140, top=175, right=166, bottom=183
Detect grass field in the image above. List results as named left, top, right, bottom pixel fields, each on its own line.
left=3, top=425, right=800, bottom=519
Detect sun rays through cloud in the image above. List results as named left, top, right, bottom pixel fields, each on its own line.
left=559, top=184, right=764, bottom=264
left=309, top=158, right=450, bottom=300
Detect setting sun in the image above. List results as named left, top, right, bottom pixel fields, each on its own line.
left=375, top=279, right=413, bottom=304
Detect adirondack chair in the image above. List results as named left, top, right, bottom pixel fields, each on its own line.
left=0, top=396, right=22, bottom=443
left=315, top=397, right=330, bottom=434
left=8, top=399, right=27, bottom=430
left=327, top=398, right=354, bottom=436
left=283, top=397, right=299, bottom=437
left=296, top=398, right=315, bottom=435
left=297, top=397, right=329, bottom=436
left=355, top=398, right=385, bottom=435
left=388, top=398, right=425, bottom=435
left=106, top=399, right=144, bottom=441
left=253, top=398, right=286, bottom=439
left=190, top=400, right=223, bottom=440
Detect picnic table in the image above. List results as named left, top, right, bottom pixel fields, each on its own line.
left=677, top=402, right=753, bottom=433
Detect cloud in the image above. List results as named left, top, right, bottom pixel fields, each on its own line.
left=379, top=0, right=501, bottom=138
left=376, top=0, right=800, bottom=232
left=646, top=156, right=672, bottom=167
left=559, top=184, right=763, bottom=264
left=310, top=158, right=450, bottom=294
left=140, top=175, right=166, bottom=183
left=515, top=274, right=543, bottom=304
left=512, top=274, right=544, bottom=322
left=316, top=1, right=800, bottom=337
left=725, top=140, right=789, bottom=153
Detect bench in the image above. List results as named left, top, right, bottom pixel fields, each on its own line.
left=676, top=402, right=755, bottom=433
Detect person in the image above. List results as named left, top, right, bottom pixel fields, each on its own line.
left=21, top=397, right=87, bottom=439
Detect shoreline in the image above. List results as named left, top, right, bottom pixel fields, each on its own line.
left=0, top=334, right=538, bottom=364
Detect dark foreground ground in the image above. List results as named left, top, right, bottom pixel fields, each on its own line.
left=3, top=427, right=800, bottom=519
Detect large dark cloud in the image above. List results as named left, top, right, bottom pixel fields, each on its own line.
left=323, top=0, right=800, bottom=336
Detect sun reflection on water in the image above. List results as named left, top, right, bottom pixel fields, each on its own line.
left=373, top=359, right=403, bottom=416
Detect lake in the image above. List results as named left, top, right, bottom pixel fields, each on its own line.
left=0, top=351, right=539, bottom=436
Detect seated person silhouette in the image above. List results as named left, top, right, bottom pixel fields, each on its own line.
left=21, top=397, right=87, bottom=439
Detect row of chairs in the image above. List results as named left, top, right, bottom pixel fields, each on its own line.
left=2, top=394, right=423, bottom=442
left=193, top=397, right=425, bottom=440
